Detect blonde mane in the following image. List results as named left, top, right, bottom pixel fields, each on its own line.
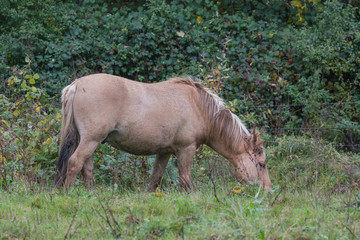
left=169, top=77, right=250, bottom=151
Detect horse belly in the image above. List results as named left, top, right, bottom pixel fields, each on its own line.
left=105, top=126, right=175, bottom=155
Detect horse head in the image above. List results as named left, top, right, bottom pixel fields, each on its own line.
left=234, top=128, right=272, bottom=190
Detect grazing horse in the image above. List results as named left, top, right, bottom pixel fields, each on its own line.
left=56, top=74, right=271, bottom=191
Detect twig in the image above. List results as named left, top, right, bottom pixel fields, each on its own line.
left=209, top=169, right=222, bottom=204
left=341, top=223, right=356, bottom=239
left=94, top=192, right=121, bottom=238
left=178, top=215, right=196, bottom=239
left=270, top=187, right=284, bottom=206
left=107, top=201, right=120, bottom=230
left=91, top=207, right=107, bottom=233
left=64, top=207, right=78, bottom=240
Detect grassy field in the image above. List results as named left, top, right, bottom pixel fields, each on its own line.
left=1, top=137, right=359, bottom=239
left=0, top=180, right=359, bottom=239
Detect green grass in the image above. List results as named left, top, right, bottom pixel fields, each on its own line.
left=1, top=136, right=359, bottom=239
left=1, top=181, right=359, bottom=239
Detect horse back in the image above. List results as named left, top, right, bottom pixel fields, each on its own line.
left=70, top=74, right=207, bottom=155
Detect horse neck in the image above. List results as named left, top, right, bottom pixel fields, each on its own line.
left=206, top=134, right=244, bottom=164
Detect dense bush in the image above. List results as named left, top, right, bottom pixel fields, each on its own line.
left=1, top=0, right=359, bottom=143
left=0, top=65, right=60, bottom=186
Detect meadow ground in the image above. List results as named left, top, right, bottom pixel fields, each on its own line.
left=0, top=180, right=359, bottom=239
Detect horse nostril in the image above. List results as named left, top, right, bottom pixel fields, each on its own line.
left=257, top=162, right=265, bottom=168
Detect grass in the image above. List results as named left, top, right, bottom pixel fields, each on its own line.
left=0, top=180, right=359, bottom=239
left=1, top=136, right=359, bottom=239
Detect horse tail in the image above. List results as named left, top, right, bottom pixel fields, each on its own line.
left=55, top=83, right=80, bottom=187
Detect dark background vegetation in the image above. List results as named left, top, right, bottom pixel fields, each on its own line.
left=0, top=0, right=359, bottom=190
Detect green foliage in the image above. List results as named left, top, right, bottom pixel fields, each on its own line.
left=281, top=1, right=360, bottom=144
left=0, top=65, right=61, bottom=186
left=267, top=135, right=360, bottom=190
left=2, top=0, right=359, bottom=144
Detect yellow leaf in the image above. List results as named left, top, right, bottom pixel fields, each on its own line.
left=196, top=16, right=202, bottom=24
left=291, top=0, right=301, bottom=7
left=45, top=137, right=52, bottom=145
left=155, top=188, right=164, bottom=197
left=2, top=120, right=10, bottom=128
left=41, top=120, right=47, bottom=124
left=13, top=110, right=21, bottom=117
left=36, top=107, right=41, bottom=113
left=267, top=109, right=272, bottom=115
left=0, top=156, right=7, bottom=164
left=231, top=189, right=242, bottom=194
left=8, top=76, right=19, bottom=86
left=231, top=186, right=245, bottom=194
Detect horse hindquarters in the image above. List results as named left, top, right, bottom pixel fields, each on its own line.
left=57, top=83, right=102, bottom=188
left=64, top=140, right=99, bottom=188
left=56, top=84, right=79, bottom=187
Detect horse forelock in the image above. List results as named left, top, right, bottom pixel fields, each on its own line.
left=169, top=76, right=249, bottom=151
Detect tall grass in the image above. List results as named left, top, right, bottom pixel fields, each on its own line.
left=0, top=177, right=359, bottom=239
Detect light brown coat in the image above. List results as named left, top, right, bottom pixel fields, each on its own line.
left=56, top=74, right=271, bottom=191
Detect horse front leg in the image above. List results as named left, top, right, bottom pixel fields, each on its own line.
left=176, top=145, right=196, bottom=192
left=65, top=140, right=98, bottom=188
left=147, top=153, right=171, bottom=192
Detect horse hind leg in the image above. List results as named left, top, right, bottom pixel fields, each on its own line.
left=65, top=139, right=99, bottom=188
left=81, top=155, right=94, bottom=188
left=147, top=153, right=171, bottom=192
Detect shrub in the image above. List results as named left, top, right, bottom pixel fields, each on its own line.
left=266, top=135, right=360, bottom=191
left=1, top=1, right=358, bottom=141
left=0, top=64, right=61, bottom=187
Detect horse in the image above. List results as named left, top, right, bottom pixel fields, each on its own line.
left=56, top=74, right=272, bottom=191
